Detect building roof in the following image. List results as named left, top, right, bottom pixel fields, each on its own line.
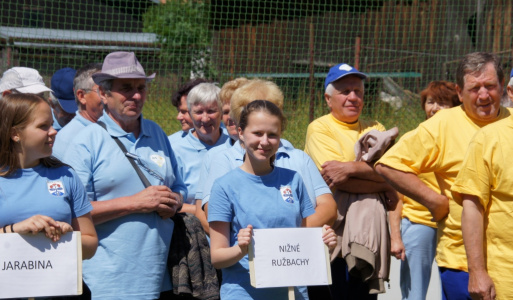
left=0, top=26, right=159, bottom=51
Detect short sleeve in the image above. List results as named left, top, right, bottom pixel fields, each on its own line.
left=377, top=126, right=441, bottom=175
left=305, top=119, right=346, bottom=169
left=68, top=168, right=93, bottom=218
left=201, top=153, right=236, bottom=206
left=208, top=177, right=234, bottom=223
left=451, top=132, right=491, bottom=208
left=295, top=174, right=315, bottom=219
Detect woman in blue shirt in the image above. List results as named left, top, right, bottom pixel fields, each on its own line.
left=208, top=100, right=336, bottom=299
left=0, top=93, right=97, bottom=259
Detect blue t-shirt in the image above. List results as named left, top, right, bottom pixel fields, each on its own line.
left=64, top=112, right=187, bottom=300
left=168, top=129, right=187, bottom=145
left=53, top=112, right=91, bottom=161
left=200, top=140, right=331, bottom=207
left=170, top=129, right=229, bottom=204
left=52, top=108, right=63, bottom=132
left=208, top=166, right=315, bottom=300
left=0, top=164, right=92, bottom=227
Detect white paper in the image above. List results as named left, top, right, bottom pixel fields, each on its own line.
left=0, top=232, right=81, bottom=299
left=250, top=227, right=330, bottom=288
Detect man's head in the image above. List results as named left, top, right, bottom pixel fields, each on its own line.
left=171, top=78, right=209, bottom=132
left=455, top=52, right=504, bottom=122
left=0, top=67, right=52, bottom=98
left=74, top=63, right=103, bottom=122
left=324, top=63, right=367, bottom=124
left=50, top=68, right=77, bottom=127
left=93, top=52, right=155, bottom=125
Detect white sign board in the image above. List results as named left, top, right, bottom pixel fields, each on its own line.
left=249, top=227, right=331, bottom=288
left=0, top=232, right=82, bottom=299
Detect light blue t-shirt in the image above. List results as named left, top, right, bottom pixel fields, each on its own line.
left=53, top=112, right=91, bottom=161
left=170, top=129, right=229, bottom=204
left=200, top=140, right=331, bottom=207
left=168, top=129, right=187, bottom=145
left=64, top=112, right=187, bottom=300
left=0, top=164, right=92, bottom=227
left=208, top=166, right=315, bottom=300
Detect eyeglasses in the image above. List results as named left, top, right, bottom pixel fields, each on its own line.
left=81, top=87, right=99, bottom=94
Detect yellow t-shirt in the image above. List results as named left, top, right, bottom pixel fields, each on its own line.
left=402, top=172, right=438, bottom=228
left=377, top=105, right=510, bottom=271
left=399, top=130, right=438, bottom=228
left=451, top=116, right=513, bottom=299
left=304, top=114, right=385, bottom=168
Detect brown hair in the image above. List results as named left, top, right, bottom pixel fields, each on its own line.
left=455, top=52, right=504, bottom=89
left=171, top=78, right=210, bottom=109
left=0, top=94, right=64, bottom=177
left=420, top=81, right=460, bottom=111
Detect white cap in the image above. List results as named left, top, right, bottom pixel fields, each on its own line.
left=0, top=67, right=52, bottom=94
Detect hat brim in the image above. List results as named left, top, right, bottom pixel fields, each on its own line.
left=57, top=98, right=78, bottom=114
left=14, top=84, right=52, bottom=94
left=92, top=72, right=156, bottom=84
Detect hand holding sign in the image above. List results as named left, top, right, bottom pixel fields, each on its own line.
left=322, top=225, right=336, bottom=250
left=11, top=215, right=73, bottom=242
left=237, top=224, right=253, bottom=255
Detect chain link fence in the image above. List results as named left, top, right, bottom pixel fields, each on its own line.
left=1, top=0, right=512, bottom=148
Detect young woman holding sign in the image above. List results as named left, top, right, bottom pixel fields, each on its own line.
left=0, top=93, right=97, bottom=260
left=208, top=100, right=336, bottom=299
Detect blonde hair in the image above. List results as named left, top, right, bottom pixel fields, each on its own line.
left=219, top=77, right=249, bottom=105
left=230, top=79, right=284, bottom=125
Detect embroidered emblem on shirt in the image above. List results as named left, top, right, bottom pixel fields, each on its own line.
left=280, top=186, right=294, bottom=204
left=339, top=64, right=353, bottom=71
left=150, top=154, right=165, bottom=167
left=47, top=181, right=65, bottom=196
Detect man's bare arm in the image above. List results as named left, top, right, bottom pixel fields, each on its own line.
left=389, top=197, right=405, bottom=260
left=304, top=193, right=337, bottom=227
left=375, top=164, right=448, bottom=221
left=321, top=161, right=385, bottom=187
left=462, top=195, right=496, bottom=300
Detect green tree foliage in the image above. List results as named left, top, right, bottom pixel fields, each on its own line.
left=143, top=0, right=216, bottom=80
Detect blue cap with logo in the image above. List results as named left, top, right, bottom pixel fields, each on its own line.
left=324, top=63, right=367, bottom=89
left=51, top=67, right=77, bottom=114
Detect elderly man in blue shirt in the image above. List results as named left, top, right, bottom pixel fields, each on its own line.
left=53, top=63, right=103, bottom=160
left=64, top=51, right=187, bottom=300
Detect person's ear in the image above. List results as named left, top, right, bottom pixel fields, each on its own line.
left=456, top=85, right=463, bottom=103
left=238, top=127, right=244, bottom=142
left=10, top=127, right=20, bottom=143
left=98, top=87, right=109, bottom=105
left=76, top=89, right=87, bottom=105
left=325, top=93, right=332, bottom=109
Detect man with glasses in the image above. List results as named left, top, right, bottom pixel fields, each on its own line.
left=53, top=63, right=103, bottom=160
left=64, top=52, right=187, bottom=299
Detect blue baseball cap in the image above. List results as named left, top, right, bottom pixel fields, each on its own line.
left=324, top=63, right=367, bottom=89
left=510, top=68, right=513, bottom=78
left=51, top=67, right=77, bottom=114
